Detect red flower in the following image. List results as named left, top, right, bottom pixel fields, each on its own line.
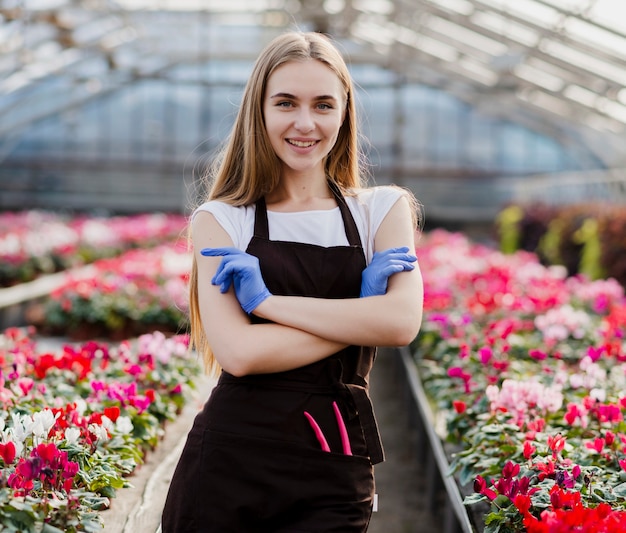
left=35, top=442, right=58, bottom=464
left=104, top=406, right=121, bottom=422
left=523, top=440, right=536, bottom=460
left=549, top=485, right=580, bottom=510
left=452, top=400, right=466, bottom=414
left=535, top=458, right=556, bottom=481
left=513, top=493, right=532, bottom=515
left=502, top=461, right=520, bottom=479
left=33, top=353, right=57, bottom=379
left=473, top=475, right=497, bottom=500
left=0, top=441, right=16, bottom=464
left=547, top=434, right=566, bottom=457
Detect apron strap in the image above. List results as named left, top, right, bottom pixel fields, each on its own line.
left=253, top=196, right=270, bottom=239
left=327, top=180, right=362, bottom=248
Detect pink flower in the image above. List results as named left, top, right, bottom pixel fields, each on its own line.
left=529, top=349, right=547, bottom=361
left=564, top=403, right=586, bottom=426
left=478, top=346, right=493, bottom=364
left=586, top=438, right=604, bottom=453
left=587, top=345, right=606, bottom=362
left=447, top=367, right=472, bottom=393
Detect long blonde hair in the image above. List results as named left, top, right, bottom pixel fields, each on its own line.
left=189, top=31, right=365, bottom=374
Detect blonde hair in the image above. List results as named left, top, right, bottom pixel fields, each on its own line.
left=189, top=31, right=419, bottom=374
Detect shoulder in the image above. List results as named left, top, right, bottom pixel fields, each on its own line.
left=346, top=185, right=407, bottom=214
left=192, top=200, right=250, bottom=219
left=192, top=201, right=255, bottom=250
left=192, top=200, right=256, bottom=227
left=343, top=186, right=412, bottom=260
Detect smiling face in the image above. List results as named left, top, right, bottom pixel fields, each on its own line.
left=263, top=59, right=347, bottom=180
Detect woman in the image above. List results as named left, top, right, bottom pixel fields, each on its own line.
left=161, top=31, right=424, bottom=532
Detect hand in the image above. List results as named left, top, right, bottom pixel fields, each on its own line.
left=200, top=247, right=272, bottom=314
left=360, top=247, right=417, bottom=297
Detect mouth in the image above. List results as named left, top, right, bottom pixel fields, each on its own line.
left=286, top=139, right=318, bottom=148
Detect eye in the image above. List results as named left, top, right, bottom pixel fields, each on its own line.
left=276, top=101, right=293, bottom=108
left=316, top=102, right=333, bottom=110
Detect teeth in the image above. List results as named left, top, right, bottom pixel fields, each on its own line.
left=288, top=139, right=316, bottom=147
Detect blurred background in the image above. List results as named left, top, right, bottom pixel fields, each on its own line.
left=1, top=0, right=625, bottom=233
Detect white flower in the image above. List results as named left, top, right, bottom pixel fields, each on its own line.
left=101, top=416, right=114, bottom=432
left=115, top=416, right=134, bottom=435
left=590, top=388, right=606, bottom=402
left=10, top=412, right=33, bottom=442
left=75, top=399, right=87, bottom=415
left=64, top=427, right=81, bottom=445
left=88, top=423, right=110, bottom=443
left=32, top=409, right=58, bottom=438
left=570, top=374, right=584, bottom=389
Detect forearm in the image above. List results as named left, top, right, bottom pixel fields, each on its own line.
left=205, top=305, right=347, bottom=376
left=254, top=275, right=423, bottom=347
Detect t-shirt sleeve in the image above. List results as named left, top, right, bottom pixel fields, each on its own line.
left=367, top=186, right=406, bottom=236
left=348, top=186, right=406, bottom=263
left=191, top=201, right=254, bottom=250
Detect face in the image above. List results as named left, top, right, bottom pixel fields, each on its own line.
left=263, top=59, right=347, bottom=178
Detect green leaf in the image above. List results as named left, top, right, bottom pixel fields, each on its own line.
left=459, top=463, right=478, bottom=486
left=613, top=483, right=626, bottom=497
left=464, top=493, right=486, bottom=505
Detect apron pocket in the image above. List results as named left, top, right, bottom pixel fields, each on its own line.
left=195, top=429, right=374, bottom=532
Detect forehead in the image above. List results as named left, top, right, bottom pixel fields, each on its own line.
left=265, top=59, right=345, bottom=98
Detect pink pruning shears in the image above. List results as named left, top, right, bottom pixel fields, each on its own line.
left=303, top=401, right=353, bottom=456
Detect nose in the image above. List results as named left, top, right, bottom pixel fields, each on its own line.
left=294, top=108, right=314, bottom=133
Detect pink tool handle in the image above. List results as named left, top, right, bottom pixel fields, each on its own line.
left=304, top=411, right=330, bottom=452
left=333, top=401, right=353, bottom=456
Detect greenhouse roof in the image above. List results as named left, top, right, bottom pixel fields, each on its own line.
left=1, top=0, right=626, bottom=166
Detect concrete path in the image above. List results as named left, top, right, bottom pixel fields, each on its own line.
left=368, top=348, right=439, bottom=533
left=100, top=349, right=438, bottom=533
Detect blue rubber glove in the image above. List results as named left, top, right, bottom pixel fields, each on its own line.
left=200, top=247, right=272, bottom=314
left=360, top=247, right=417, bottom=297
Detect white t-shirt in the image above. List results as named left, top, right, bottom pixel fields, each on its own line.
left=192, top=186, right=404, bottom=264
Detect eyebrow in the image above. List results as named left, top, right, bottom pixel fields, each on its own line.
left=269, top=92, right=338, bottom=102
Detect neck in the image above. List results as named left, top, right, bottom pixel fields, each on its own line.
left=267, top=170, right=331, bottom=203
left=266, top=173, right=337, bottom=212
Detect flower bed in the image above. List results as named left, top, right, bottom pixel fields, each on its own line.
left=30, top=241, right=191, bottom=340
left=0, top=327, right=202, bottom=532
left=0, top=211, right=187, bottom=287
left=413, top=229, right=626, bottom=532
left=496, top=202, right=626, bottom=286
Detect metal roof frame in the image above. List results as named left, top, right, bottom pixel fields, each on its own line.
left=326, top=0, right=626, bottom=166
left=1, top=0, right=626, bottom=166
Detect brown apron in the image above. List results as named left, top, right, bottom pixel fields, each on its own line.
left=161, top=182, right=383, bottom=532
